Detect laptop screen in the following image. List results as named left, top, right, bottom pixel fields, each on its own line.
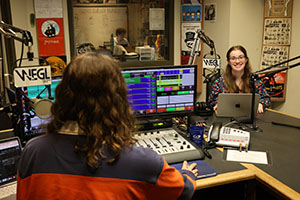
left=216, top=93, right=260, bottom=119
left=0, top=137, right=22, bottom=185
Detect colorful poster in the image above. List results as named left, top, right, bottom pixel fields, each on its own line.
left=182, top=5, right=202, bottom=22
left=261, top=72, right=286, bottom=98
left=37, top=18, right=65, bottom=57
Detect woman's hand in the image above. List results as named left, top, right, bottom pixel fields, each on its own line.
left=181, top=161, right=198, bottom=177
left=213, top=104, right=218, bottom=111
left=257, top=103, right=264, bottom=114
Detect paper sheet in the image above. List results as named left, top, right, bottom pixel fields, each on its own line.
left=226, top=149, right=268, bottom=165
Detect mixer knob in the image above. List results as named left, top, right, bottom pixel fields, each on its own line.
left=187, top=145, right=190, bottom=148
left=180, top=146, right=183, bottom=149
left=183, top=141, right=186, bottom=145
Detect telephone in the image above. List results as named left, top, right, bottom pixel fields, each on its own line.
left=208, top=122, right=250, bottom=148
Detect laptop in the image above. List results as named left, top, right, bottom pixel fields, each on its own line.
left=0, top=137, right=22, bottom=200
left=216, top=93, right=260, bottom=119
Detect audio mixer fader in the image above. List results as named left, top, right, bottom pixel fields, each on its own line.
left=134, top=128, right=204, bottom=164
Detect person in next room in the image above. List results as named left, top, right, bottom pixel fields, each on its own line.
left=114, top=27, right=129, bottom=47
left=208, top=45, right=270, bottom=114
left=17, top=52, right=198, bottom=200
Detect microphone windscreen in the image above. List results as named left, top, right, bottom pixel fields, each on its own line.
left=31, top=98, right=53, bottom=119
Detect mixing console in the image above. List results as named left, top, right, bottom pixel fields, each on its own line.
left=134, top=128, right=204, bottom=164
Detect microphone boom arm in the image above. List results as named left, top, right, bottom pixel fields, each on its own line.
left=0, top=21, right=33, bottom=46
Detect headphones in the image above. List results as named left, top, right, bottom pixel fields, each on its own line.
left=195, top=101, right=214, bottom=116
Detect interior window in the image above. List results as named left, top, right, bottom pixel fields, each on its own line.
left=69, top=0, right=173, bottom=67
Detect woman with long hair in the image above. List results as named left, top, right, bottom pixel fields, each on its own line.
left=208, top=45, right=270, bottom=113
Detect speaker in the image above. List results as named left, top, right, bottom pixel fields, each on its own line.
left=195, top=101, right=214, bottom=116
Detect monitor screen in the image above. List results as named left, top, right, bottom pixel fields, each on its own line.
left=122, top=65, right=197, bottom=118
left=26, top=76, right=62, bottom=101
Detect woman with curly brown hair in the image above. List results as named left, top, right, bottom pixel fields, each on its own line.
left=17, top=52, right=198, bottom=200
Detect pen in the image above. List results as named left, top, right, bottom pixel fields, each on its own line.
left=239, top=143, right=242, bottom=152
left=245, top=144, right=248, bottom=152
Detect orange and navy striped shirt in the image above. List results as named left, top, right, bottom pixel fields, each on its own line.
left=17, top=134, right=196, bottom=200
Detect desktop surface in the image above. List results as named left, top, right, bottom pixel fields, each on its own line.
left=191, top=110, right=300, bottom=198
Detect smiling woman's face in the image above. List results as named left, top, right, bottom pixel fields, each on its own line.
left=228, top=50, right=248, bottom=74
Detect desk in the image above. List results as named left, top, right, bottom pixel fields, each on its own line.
left=192, top=109, right=300, bottom=199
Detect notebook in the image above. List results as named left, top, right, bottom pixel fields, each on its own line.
left=0, top=137, right=22, bottom=200
left=216, top=93, right=260, bottom=119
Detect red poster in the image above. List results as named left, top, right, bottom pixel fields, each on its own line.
left=36, top=18, right=65, bottom=57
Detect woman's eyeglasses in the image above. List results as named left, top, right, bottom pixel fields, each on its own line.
left=229, top=56, right=245, bottom=61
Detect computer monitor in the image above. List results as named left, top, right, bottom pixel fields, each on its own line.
left=122, top=65, right=197, bottom=119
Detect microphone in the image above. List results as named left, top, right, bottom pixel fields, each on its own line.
left=20, top=89, right=53, bottom=119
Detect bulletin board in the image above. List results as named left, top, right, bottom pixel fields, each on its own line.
left=73, top=6, right=128, bottom=48
left=260, top=0, right=293, bottom=101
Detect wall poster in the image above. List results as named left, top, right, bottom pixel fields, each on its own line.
left=181, top=23, right=201, bottom=64
left=263, top=18, right=291, bottom=45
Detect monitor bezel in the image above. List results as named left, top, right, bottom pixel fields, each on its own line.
left=121, top=64, right=198, bottom=120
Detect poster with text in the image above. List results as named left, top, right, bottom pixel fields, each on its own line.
left=37, top=18, right=65, bottom=57
left=181, top=23, right=201, bottom=54
left=260, top=45, right=289, bottom=69
left=263, top=18, right=291, bottom=45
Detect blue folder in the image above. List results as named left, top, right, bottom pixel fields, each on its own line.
left=170, top=160, right=218, bottom=180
